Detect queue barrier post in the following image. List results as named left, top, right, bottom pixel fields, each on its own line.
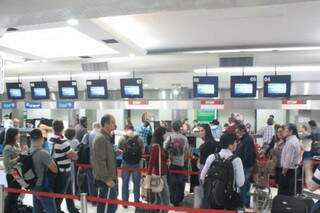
left=0, top=185, right=4, bottom=213
left=80, top=193, right=87, bottom=213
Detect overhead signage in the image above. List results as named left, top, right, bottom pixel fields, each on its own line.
left=57, top=101, right=74, bottom=109
left=25, top=101, right=42, bottom=109
left=128, top=99, right=148, bottom=105
left=200, top=99, right=224, bottom=109
left=281, top=99, right=307, bottom=109
left=1, top=101, right=16, bottom=109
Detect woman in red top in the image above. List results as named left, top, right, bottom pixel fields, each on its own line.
left=147, top=127, right=170, bottom=212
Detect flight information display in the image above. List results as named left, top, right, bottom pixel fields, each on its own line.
left=264, top=75, right=291, bottom=97
left=58, top=80, right=78, bottom=99
left=120, top=78, right=143, bottom=98
left=193, top=76, right=219, bottom=98
left=87, top=79, right=108, bottom=99
left=231, top=75, right=257, bottom=97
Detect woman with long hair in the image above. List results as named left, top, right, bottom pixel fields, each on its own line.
left=3, top=128, right=22, bottom=213
left=147, top=127, right=170, bottom=213
left=199, top=123, right=220, bottom=170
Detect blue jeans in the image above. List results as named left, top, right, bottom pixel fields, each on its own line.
left=240, top=166, right=254, bottom=208
left=87, top=169, right=97, bottom=197
left=33, top=186, right=56, bottom=213
left=96, top=180, right=118, bottom=213
left=121, top=162, right=141, bottom=202
left=168, top=166, right=186, bottom=206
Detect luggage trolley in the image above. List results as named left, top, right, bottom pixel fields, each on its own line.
left=251, top=159, right=273, bottom=212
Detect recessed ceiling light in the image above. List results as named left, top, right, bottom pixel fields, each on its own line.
left=41, top=59, right=48, bottom=63
left=0, top=27, right=118, bottom=58
left=129, top=53, right=135, bottom=58
left=67, top=18, right=79, bottom=26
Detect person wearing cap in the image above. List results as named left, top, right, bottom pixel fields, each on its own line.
left=200, top=133, right=245, bottom=209
left=30, top=129, right=58, bottom=213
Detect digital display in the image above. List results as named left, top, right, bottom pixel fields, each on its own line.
left=33, top=88, right=47, bottom=97
left=61, top=87, right=75, bottom=97
left=197, top=84, right=215, bottom=94
left=263, top=75, right=291, bottom=97
left=234, top=83, right=253, bottom=94
left=90, top=86, right=105, bottom=96
left=268, top=83, right=287, bottom=94
left=9, top=88, right=22, bottom=98
left=124, top=85, right=140, bottom=95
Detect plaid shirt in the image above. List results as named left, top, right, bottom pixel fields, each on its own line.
left=257, top=125, right=275, bottom=144
left=137, top=126, right=152, bottom=146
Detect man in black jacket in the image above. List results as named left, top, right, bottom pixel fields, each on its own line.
left=236, top=123, right=256, bottom=208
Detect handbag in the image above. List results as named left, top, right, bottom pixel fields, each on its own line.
left=142, top=144, right=164, bottom=193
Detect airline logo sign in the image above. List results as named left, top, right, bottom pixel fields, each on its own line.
left=128, top=100, right=148, bottom=105
left=57, top=101, right=74, bottom=109
left=25, top=101, right=42, bottom=109
left=200, top=100, right=224, bottom=109
left=1, top=101, right=16, bottom=109
left=282, top=99, right=306, bottom=109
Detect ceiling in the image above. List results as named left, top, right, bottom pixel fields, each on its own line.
left=1, top=0, right=320, bottom=91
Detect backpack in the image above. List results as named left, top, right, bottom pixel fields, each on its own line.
left=123, top=135, right=142, bottom=164
left=11, top=151, right=39, bottom=189
left=166, top=136, right=185, bottom=157
left=77, top=134, right=91, bottom=164
left=203, top=153, right=239, bottom=209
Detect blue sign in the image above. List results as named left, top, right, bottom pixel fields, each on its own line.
left=1, top=101, right=16, bottom=109
left=57, top=101, right=74, bottom=109
left=25, top=101, right=42, bottom=109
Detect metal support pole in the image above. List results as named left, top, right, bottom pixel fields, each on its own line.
left=80, top=193, right=87, bottom=213
left=0, top=185, right=4, bottom=213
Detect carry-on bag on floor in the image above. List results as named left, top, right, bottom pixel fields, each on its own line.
left=271, top=195, right=310, bottom=213
left=135, top=190, right=159, bottom=213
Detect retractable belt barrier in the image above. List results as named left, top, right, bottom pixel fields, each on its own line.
left=2, top=187, right=255, bottom=213
left=76, top=164, right=201, bottom=176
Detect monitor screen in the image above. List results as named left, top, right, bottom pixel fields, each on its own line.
left=124, top=85, right=140, bottom=96
left=120, top=78, right=143, bottom=98
left=263, top=75, right=291, bottom=97
left=90, top=86, right=105, bottom=96
left=197, top=84, right=215, bottom=95
left=268, top=83, right=287, bottom=94
left=61, top=87, right=75, bottom=97
left=234, top=83, right=253, bottom=94
left=9, top=88, right=22, bottom=98
left=33, top=87, right=47, bottom=97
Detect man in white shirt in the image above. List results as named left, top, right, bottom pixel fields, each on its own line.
left=200, top=133, right=245, bottom=209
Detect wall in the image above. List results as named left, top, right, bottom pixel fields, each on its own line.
left=26, top=109, right=51, bottom=119
left=96, top=109, right=125, bottom=130
left=256, top=109, right=286, bottom=130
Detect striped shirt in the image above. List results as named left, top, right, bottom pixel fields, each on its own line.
left=50, top=136, right=72, bottom=172
left=257, top=125, right=275, bottom=144
left=280, top=135, right=301, bottom=169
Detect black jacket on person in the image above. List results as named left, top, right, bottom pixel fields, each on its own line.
left=199, top=139, right=220, bottom=165
left=236, top=133, right=256, bottom=169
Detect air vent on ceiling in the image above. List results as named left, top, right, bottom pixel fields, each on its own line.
left=102, top=39, right=119, bottom=44
left=81, top=62, right=108, bottom=72
left=6, top=28, right=19, bottom=32
left=79, top=56, right=92, bottom=59
left=219, top=56, right=253, bottom=67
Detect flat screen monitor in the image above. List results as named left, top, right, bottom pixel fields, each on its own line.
left=193, top=76, right=218, bottom=98
left=30, top=81, right=50, bottom=100
left=231, top=75, right=257, bottom=97
left=263, top=75, right=291, bottom=97
left=120, top=78, right=143, bottom=98
left=87, top=79, right=108, bottom=99
left=58, top=80, right=78, bottom=99
left=6, top=82, right=25, bottom=99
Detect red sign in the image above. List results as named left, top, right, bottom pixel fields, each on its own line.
left=200, top=100, right=223, bottom=105
left=282, top=99, right=305, bottom=105
left=128, top=100, right=148, bottom=105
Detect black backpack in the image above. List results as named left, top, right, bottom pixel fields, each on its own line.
left=123, top=135, right=142, bottom=164
left=203, top=153, right=239, bottom=209
left=77, top=134, right=91, bottom=164
left=12, top=152, right=39, bottom=189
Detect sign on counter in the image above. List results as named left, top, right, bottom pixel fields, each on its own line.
left=25, top=101, right=42, bottom=109
left=57, top=101, right=74, bottom=109
left=1, top=101, right=16, bottom=109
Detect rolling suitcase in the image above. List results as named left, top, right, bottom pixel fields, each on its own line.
left=271, top=195, right=309, bottom=213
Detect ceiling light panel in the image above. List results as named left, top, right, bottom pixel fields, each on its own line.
left=0, top=27, right=119, bottom=58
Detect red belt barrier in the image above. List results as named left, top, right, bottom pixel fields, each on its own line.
left=4, top=187, right=254, bottom=213
left=77, top=164, right=201, bottom=176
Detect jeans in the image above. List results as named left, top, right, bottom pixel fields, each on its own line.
left=32, top=186, right=56, bottom=213
left=121, top=162, right=141, bottom=202
left=168, top=165, right=186, bottom=206
left=155, top=175, right=170, bottom=213
left=240, top=166, right=254, bottom=208
left=54, top=171, right=77, bottom=213
left=4, top=174, right=21, bottom=213
left=96, top=180, right=118, bottom=213
left=87, top=169, right=97, bottom=197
